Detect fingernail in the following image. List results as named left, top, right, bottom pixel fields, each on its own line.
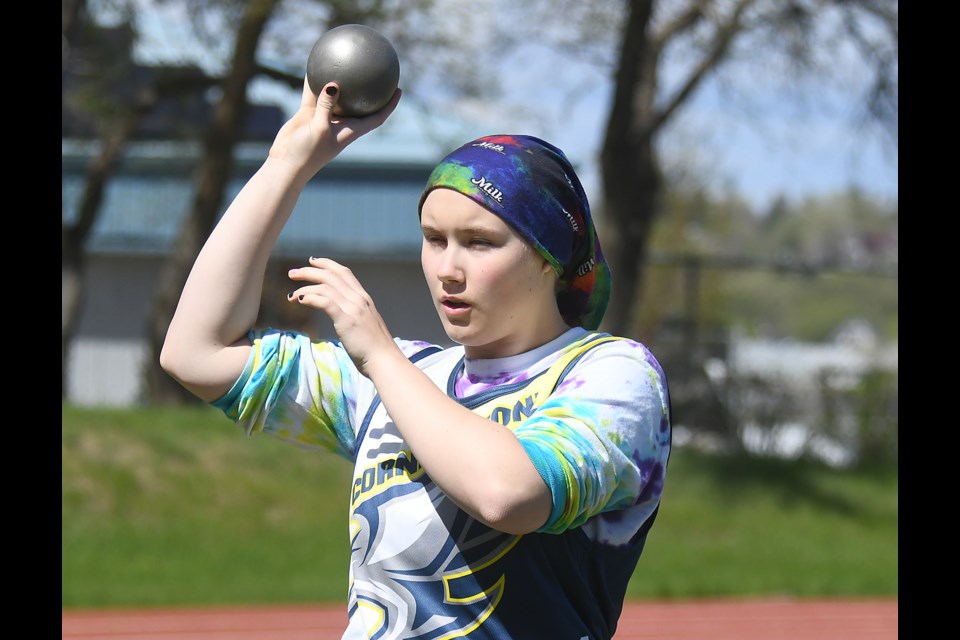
left=325, top=86, right=337, bottom=96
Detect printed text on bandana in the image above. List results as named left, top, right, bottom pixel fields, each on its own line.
left=472, top=141, right=506, bottom=153
left=471, top=176, right=504, bottom=204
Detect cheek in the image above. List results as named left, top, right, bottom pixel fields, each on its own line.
left=420, top=247, right=436, bottom=281
left=486, top=253, right=540, bottom=296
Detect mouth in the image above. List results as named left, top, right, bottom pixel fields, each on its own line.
left=440, top=297, right=471, bottom=314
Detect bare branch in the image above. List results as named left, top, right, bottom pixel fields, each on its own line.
left=649, top=0, right=757, bottom=134
left=652, top=0, right=709, bottom=49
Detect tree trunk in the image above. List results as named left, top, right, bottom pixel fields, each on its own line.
left=62, top=231, right=83, bottom=399
left=144, top=0, right=280, bottom=405
left=599, top=0, right=752, bottom=339
left=62, top=90, right=154, bottom=398
left=601, top=145, right=660, bottom=338
left=599, top=0, right=660, bottom=339
left=60, top=0, right=156, bottom=400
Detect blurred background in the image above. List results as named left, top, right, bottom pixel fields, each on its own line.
left=62, top=0, right=897, bottom=609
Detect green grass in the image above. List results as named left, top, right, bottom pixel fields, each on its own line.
left=62, top=405, right=898, bottom=608
left=717, top=271, right=899, bottom=341
left=62, top=404, right=355, bottom=608
left=629, top=453, right=898, bottom=598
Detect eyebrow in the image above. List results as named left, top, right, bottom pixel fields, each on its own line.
left=420, top=224, right=501, bottom=236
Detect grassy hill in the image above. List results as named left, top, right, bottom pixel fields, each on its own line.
left=62, top=404, right=898, bottom=608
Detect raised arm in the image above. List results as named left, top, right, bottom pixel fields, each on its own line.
left=159, top=78, right=401, bottom=402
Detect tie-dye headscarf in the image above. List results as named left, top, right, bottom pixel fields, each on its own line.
left=418, top=134, right=611, bottom=331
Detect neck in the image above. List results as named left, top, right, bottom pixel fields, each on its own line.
left=464, top=314, right=570, bottom=360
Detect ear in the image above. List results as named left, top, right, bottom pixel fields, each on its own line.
left=542, top=261, right=562, bottom=298
left=539, top=253, right=557, bottom=275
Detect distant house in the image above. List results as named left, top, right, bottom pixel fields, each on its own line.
left=63, top=104, right=482, bottom=406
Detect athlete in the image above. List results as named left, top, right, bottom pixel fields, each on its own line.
left=160, top=77, right=672, bottom=640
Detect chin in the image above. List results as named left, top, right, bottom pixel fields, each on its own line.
left=441, top=322, right=475, bottom=345
left=438, top=318, right=487, bottom=349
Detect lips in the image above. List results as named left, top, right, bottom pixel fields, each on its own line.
left=440, top=297, right=471, bottom=315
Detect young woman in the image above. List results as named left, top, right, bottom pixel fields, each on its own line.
left=161, top=77, right=671, bottom=640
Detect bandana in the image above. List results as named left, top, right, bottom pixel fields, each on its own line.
left=417, top=134, right=611, bottom=330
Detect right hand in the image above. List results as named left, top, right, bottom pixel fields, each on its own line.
left=268, top=76, right=401, bottom=180
left=287, top=257, right=399, bottom=378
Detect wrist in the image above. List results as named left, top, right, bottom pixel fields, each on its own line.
left=363, top=340, right=410, bottom=384
left=261, top=156, right=315, bottom=190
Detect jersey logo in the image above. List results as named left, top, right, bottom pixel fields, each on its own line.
left=488, top=392, right=539, bottom=426
left=352, top=449, right=425, bottom=507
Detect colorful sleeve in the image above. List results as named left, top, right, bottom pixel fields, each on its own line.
left=211, top=328, right=361, bottom=459
left=513, top=340, right=671, bottom=543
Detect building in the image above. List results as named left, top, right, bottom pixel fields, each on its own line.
left=63, top=106, right=483, bottom=406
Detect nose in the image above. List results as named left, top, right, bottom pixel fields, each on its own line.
left=436, top=245, right=464, bottom=284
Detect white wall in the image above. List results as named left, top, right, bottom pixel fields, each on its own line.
left=66, top=253, right=453, bottom=407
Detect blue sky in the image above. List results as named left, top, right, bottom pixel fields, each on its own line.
left=587, top=84, right=897, bottom=211
left=451, top=37, right=898, bottom=212
left=125, top=1, right=898, bottom=213
left=254, top=60, right=898, bottom=213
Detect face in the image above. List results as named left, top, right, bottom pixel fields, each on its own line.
left=420, top=188, right=566, bottom=359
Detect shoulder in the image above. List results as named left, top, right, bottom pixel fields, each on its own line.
left=557, top=333, right=670, bottom=410
left=569, top=333, right=667, bottom=380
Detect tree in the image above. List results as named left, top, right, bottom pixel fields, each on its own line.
left=65, top=0, right=502, bottom=405
left=62, top=0, right=146, bottom=397
left=598, top=0, right=897, bottom=339
left=65, top=0, right=897, bottom=405
left=62, top=0, right=231, bottom=398
left=449, top=0, right=895, bottom=339
left=144, top=0, right=282, bottom=404
left=142, top=0, right=468, bottom=403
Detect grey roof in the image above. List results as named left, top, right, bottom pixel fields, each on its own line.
left=62, top=102, right=492, bottom=258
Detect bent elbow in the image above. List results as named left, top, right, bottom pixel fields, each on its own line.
left=473, top=481, right=550, bottom=535
left=160, top=343, right=183, bottom=384
left=158, top=338, right=201, bottom=393
left=156, top=337, right=249, bottom=404
left=158, top=341, right=183, bottom=381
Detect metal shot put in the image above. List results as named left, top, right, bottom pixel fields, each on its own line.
left=306, top=24, right=400, bottom=117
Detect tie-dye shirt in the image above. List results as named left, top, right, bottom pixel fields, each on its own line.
left=213, top=326, right=671, bottom=639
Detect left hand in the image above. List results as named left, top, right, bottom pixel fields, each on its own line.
left=269, top=76, right=401, bottom=182
left=287, top=257, right=399, bottom=375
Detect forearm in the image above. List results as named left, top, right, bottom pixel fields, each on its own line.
left=181, top=159, right=305, bottom=341
left=161, top=158, right=308, bottom=398
left=366, top=348, right=552, bottom=534
left=162, top=81, right=402, bottom=402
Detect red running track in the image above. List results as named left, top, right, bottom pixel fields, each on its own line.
left=62, top=598, right=898, bottom=640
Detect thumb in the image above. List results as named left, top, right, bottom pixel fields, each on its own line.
left=315, top=82, right=341, bottom=119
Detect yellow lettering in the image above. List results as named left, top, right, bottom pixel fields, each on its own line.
left=351, top=451, right=425, bottom=508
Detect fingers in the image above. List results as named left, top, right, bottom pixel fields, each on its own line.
left=313, top=82, right=341, bottom=124
left=311, top=84, right=402, bottom=137
left=358, top=88, right=403, bottom=130
left=285, top=257, right=395, bottom=374
left=286, top=277, right=355, bottom=322
left=288, top=257, right=360, bottom=291
left=299, top=75, right=316, bottom=109
left=287, top=280, right=350, bottom=315
left=287, top=258, right=369, bottom=310
left=307, top=257, right=368, bottom=296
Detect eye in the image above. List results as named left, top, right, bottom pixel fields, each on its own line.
left=469, top=237, right=493, bottom=248
left=423, top=233, right=445, bottom=247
